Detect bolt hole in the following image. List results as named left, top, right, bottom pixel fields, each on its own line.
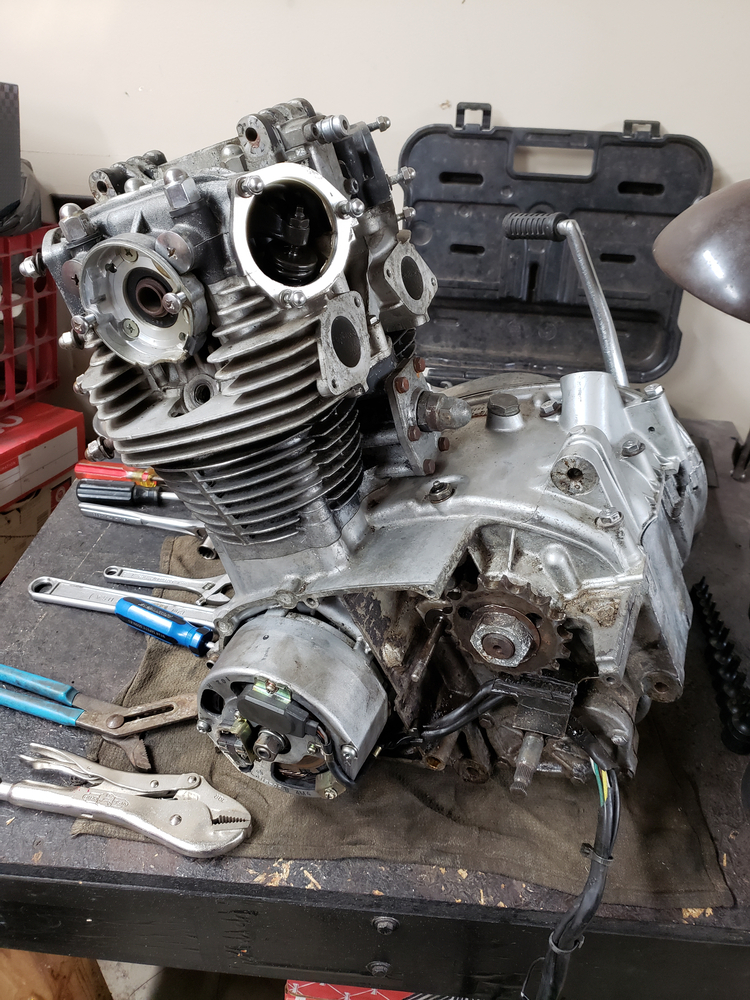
left=567, top=467, right=583, bottom=480
left=245, top=127, right=258, bottom=142
left=96, top=180, right=108, bottom=194
left=190, top=381, right=212, bottom=406
left=653, top=680, right=669, bottom=694
left=648, top=426, right=655, bottom=433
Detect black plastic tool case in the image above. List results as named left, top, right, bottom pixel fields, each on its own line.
left=400, top=104, right=712, bottom=383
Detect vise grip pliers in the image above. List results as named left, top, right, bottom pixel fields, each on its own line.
left=0, top=744, right=251, bottom=857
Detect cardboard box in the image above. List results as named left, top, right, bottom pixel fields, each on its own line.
left=0, top=402, right=85, bottom=580
left=0, top=467, right=74, bottom=580
left=0, top=402, right=84, bottom=509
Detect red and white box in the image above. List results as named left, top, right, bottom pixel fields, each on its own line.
left=0, top=401, right=84, bottom=510
left=0, top=402, right=85, bottom=579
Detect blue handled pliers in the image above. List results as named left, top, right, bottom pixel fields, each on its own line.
left=0, top=662, right=197, bottom=771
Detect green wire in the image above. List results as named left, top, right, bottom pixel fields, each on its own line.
left=590, top=758, right=605, bottom=806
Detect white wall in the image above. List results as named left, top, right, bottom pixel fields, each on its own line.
left=3, top=0, right=750, bottom=435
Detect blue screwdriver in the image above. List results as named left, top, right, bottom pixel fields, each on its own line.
left=115, top=597, right=217, bottom=657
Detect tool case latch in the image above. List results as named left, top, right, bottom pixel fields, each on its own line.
left=455, top=102, right=492, bottom=131
left=622, top=120, right=662, bottom=139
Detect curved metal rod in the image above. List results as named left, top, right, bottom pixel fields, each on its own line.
left=556, top=218, right=629, bottom=388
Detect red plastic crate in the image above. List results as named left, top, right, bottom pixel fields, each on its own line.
left=0, top=225, right=58, bottom=413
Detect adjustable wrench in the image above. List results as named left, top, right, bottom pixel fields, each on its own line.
left=28, top=577, right=217, bottom=627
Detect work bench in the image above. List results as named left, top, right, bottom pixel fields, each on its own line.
left=0, top=418, right=748, bottom=1000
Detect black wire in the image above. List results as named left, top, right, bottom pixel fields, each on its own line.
left=421, top=690, right=515, bottom=740
left=316, top=726, right=358, bottom=790
left=531, top=768, right=620, bottom=1000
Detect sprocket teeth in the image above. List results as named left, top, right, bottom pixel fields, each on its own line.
left=450, top=577, right=571, bottom=674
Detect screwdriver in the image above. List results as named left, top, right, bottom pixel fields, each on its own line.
left=115, top=598, right=217, bottom=657
left=76, top=480, right=179, bottom=507
left=74, top=461, right=161, bottom=487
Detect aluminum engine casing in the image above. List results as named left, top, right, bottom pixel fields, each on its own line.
left=38, top=99, right=706, bottom=798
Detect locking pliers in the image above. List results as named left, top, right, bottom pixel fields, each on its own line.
left=0, top=744, right=252, bottom=858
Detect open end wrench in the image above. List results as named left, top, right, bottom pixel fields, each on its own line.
left=103, top=566, right=233, bottom=606
left=77, top=503, right=218, bottom=559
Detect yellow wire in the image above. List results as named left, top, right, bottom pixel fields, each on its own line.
left=601, top=769, right=609, bottom=802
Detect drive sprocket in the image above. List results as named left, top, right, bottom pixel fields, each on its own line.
left=449, top=575, right=571, bottom=674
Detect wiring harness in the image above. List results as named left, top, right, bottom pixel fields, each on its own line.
left=523, top=761, right=621, bottom=1000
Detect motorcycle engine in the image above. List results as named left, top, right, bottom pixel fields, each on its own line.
left=36, top=99, right=706, bottom=799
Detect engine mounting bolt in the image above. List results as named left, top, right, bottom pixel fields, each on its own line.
left=397, top=206, right=417, bottom=223
left=220, top=143, right=246, bottom=172
left=58, top=202, right=81, bottom=221
left=58, top=330, right=80, bottom=351
left=621, top=438, right=645, bottom=457
left=279, top=289, right=307, bottom=309
left=539, top=398, right=562, bottom=418
left=644, top=383, right=664, bottom=399
left=417, top=391, right=472, bottom=432
left=482, top=633, right=516, bottom=660
left=372, top=916, right=400, bottom=935
left=394, top=376, right=410, bottom=394
left=85, top=436, right=115, bottom=462
left=412, top=356, right=426, bottom=373
left=341, top=744, right=358, bottom=761
left=437, top=436, right=450, bottom=452
left=366, top=116, right=391, bottom=133
left=407, top=424, right=421, bottom=441
left=367, top=961, right=391, bottom=977
left=337, top=198, right=365, bottom=219
left=423, top=459, right=436, bottom=476
left=19, top=254, right=44, bottom=279
left=239, top=174, right=264, bottom=197
left=58, top=203, right=98, bottom=243
left=324, top=787, right=339, bottom=800
left=487, top=392, right=520, bottom=417
left=388, top=166, right=417, bottom=187
left=427, top=480, right=454, bottom=503
left=196, top=720, right=211, bottom=733
left=121, top=318, right=140, bottom=339
left=596, top=506, right=623, bottom=529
